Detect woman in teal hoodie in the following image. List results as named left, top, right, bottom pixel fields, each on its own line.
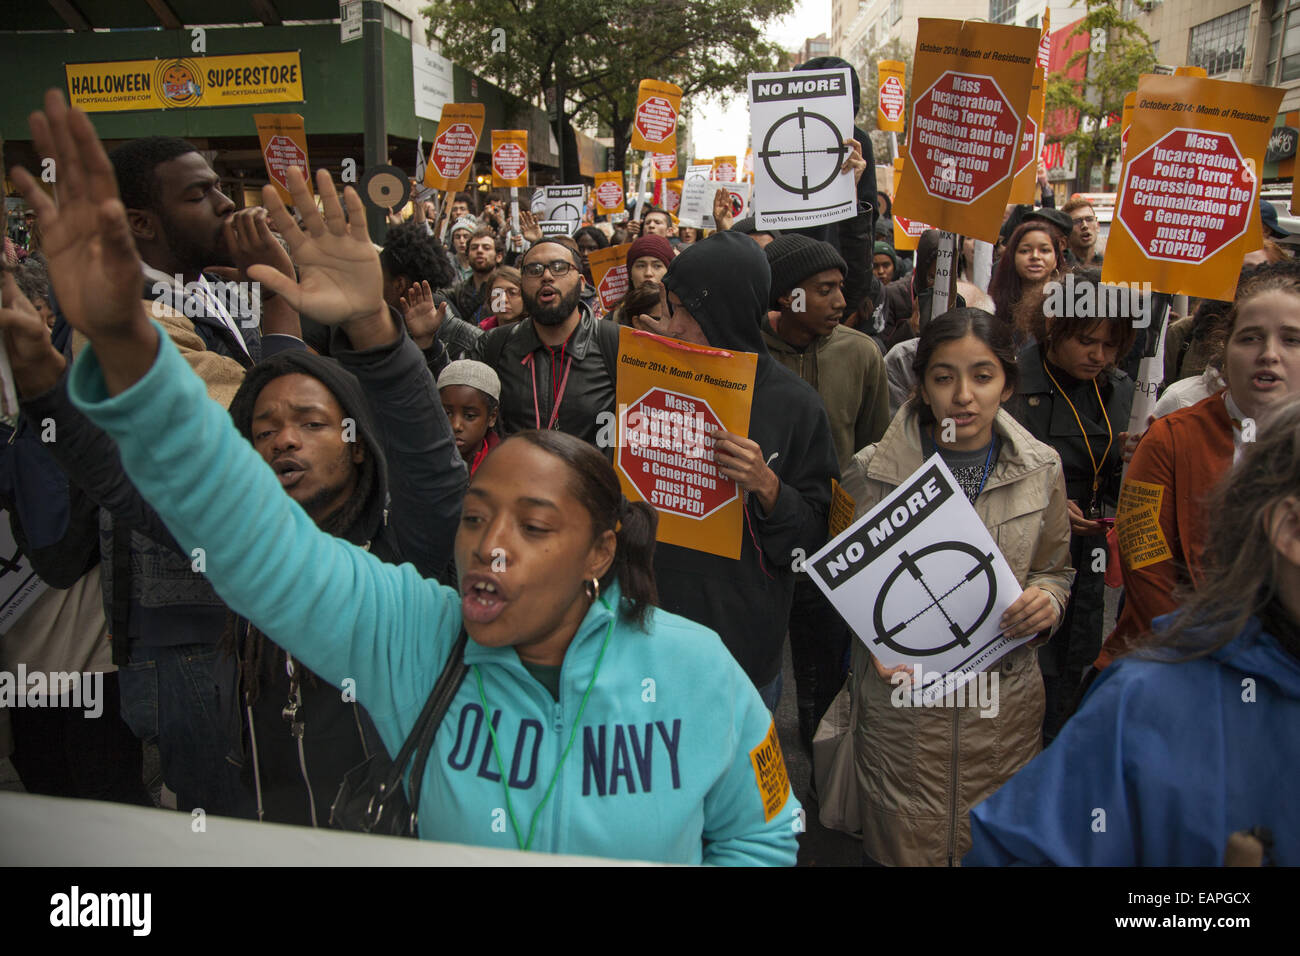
left=7, top=91, right=799, bottom=865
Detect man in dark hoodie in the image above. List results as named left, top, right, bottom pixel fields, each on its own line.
left=15, top=295, right=465, bottom=824
left=789, top=57, right=879, bottom=329
left=221, top=317, right=465, bottom=825
left=631, top=231, right=839, bottom=708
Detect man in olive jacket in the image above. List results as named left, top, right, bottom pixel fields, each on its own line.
left=761, top=234, right=890, bottom=744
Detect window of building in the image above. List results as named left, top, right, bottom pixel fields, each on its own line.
left=989, top=0, right=1017, bottom=25
left=383, top=6, right=412, bottom=39
left=1187, top=6, right=1249, bottom=76
left=1269, top=0, right=1300, bottom=84
left=890, top=0, right=902, bottom=26
left=1026, top=14, right=1038, bottom=28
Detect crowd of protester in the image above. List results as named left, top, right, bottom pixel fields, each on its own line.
left=0, top=82, right=1296, bottom=867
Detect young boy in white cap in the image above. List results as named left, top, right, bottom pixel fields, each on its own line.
left=437, top=359, right=501, bottom=474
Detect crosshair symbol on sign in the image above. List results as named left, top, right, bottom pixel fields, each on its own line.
left=551, top=201, right=581, bottom=224
left=871, top=540, right=999, bottom=657
left=0, top=547, right=24, bottom=576
left=758, top=107, right=847, bottom=199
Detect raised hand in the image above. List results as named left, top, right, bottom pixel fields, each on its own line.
left=519, top=209, right=543, bottom=244
left=250, top=166, right=385, bottom=330
left=0, top=269, right=66, bottom=397
left=11, top=89, right=147, bottom=347
left=712, top=188, right=734, bottom=231
left=398, top=280, right=446, bottom=349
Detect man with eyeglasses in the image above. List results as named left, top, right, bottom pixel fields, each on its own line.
left=424, top=235, right=619, bottom=447
left=1062, top=197, right=1104, bottom=269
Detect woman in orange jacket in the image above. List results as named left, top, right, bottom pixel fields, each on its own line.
left=1098, top=261, right=1300, bottom=668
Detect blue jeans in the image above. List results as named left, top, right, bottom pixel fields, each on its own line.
left=116, top=643, right=251, bottom=817
left=757, top=672, right=784, bottom=714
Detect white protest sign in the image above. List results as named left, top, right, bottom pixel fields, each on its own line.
left=535, top=184, right=586, bottom=234
left=748, top=68, right=856, bottom=229
left=678, top=180, right=749, bottom=229
left=684, top=163, right=712, bottom=182
left=0, top=511, right=49, bottom=635
left=538, top=220, right=573, bottom=236
left=805, top=455, right=1024, bottom=704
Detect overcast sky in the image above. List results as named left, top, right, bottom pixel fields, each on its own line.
left=690, top=0, right=831, bottom=160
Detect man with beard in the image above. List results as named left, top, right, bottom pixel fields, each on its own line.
left=449, top=227, right=502, bottom=322
left=1061, top=197, right=1104, bottom=268
left=414, top=235, right=618, bottom=447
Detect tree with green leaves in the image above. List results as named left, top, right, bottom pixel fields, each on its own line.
left=1044, top=0, right=1156, bottom=191
left=849, top=37, right=913, bottom=165
left=421, top=0, right=795, bottom=180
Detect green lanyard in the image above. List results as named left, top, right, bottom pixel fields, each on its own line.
left=473, top=604, right=614, bottom=852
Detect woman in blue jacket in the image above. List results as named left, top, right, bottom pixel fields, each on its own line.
left=967, top=393, right=1300, bottom=866
left=6, top=92, right=799, bottom=865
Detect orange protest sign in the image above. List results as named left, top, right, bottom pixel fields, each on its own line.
left=490, top=130, right=529, bottom=188
left=743, top=148, right=754, bottom=182
left=651, top=152, right=678, bottom=179
left=892, top=156, right=931, bottom=251
left=589, top=243, right=631, bottom=313
left=1102, top=74, right=1282, bottom=301
left=631, top=79, right=682, bottom=152
left=615, top=326, right=757, bottom=559
left=424, top=103, right=484, bottom=191
left=664, top=179, right=683, bottom=215
left=593, top=171, right=625, bottom=215
left=1007, top=65, right=1044, bottom=204
left=1118, top=91, right=1137, bottom=166
left=894, top=19, right=1040, bottom=242
left=254, top=114, right=311, bottom=206
left=711, top=155, right=738, bottom=182
left=1174, top=66, right=1209, bottom=78
left=877, top=60, right=906, bottom=133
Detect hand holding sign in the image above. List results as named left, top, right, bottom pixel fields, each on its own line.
left=711, top=429, right=780, bottom=515
left=841, top=137, right=866, bottom=185
left=998, top=587, right=1057, bottom=639
left=253, top=166, right=386, bottom=334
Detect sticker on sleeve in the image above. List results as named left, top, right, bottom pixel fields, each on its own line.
left=1116, top=479, right=1171, bottom=570
left=749, top=720, right=790, bottom=822
left=829, top=478, right=857, bottom=538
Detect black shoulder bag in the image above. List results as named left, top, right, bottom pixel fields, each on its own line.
left=329, top=632, right=469, bottom=838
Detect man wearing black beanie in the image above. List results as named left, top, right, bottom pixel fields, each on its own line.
left=762, top=233, right=890, bottom=745
left=632, top=231, right=839, bottom=713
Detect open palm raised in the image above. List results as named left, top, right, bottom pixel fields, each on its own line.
left=250, top=166, right=385, bottom=328
left=10, top=89, right=146, bottom=343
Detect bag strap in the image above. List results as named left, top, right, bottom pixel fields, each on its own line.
left=369, top=631, right=469, bottom=835
left=404, top=632, right=470, bottom=833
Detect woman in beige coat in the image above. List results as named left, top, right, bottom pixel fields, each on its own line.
left=840, top=308, right=1074, bottom=866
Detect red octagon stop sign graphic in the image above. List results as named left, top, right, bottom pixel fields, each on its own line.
left=912, top=71, right=1019, bottom=204
left=263, top=135, right=307, bottom=193
left=595, top=179, right=623, bottom=209
left=880, top=75, right=905, bottom=124
left=1014, top=113, right=1038, bottom=179
left=619, top=387, right=736, bottom=520
left=492, top=143, right=527, bottom=181
left=432, top=123, right=476, bottom=179
left=635, top=96, right=676, bottom=146
left=1117, top=127, right=1255, bottom=265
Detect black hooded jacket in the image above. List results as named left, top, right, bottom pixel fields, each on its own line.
left=659, top=232, right=839, bottom=687
left=789, top=57, right=879, bottom=326
left=222, top=334, right=466, bottom=826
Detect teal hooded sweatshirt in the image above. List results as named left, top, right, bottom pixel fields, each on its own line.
left=69, top=326, right=799, bottom=865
